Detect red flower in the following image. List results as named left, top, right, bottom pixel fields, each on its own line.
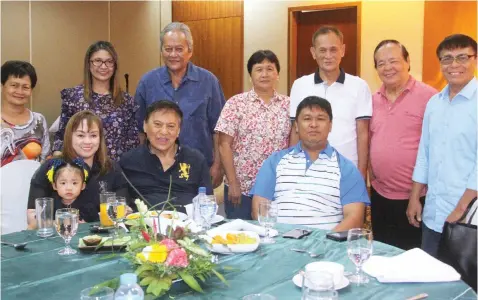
left=165, top=248, right=189, bottom=267
left=160, top=238, right=178, bottom=250
left=141, top=230, right=151, bottom=242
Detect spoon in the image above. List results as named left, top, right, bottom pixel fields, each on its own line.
left=1, top=241, right=28, bottom=250
left=290, top=248, right=322, bottom=258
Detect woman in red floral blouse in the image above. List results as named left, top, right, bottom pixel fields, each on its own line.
left=215, top=50, right=291, bottom=219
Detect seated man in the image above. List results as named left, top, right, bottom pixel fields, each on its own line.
left=120, top=101, right=213, bottom=211
left=251, top=96, right=369, bottom=231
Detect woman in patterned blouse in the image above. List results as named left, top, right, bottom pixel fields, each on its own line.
left=53, top=41, right=139, bottom=161
left=215, top=50, right=291, bottom=220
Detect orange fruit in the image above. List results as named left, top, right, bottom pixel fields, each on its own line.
left=22, top=142, right=42, bottom=159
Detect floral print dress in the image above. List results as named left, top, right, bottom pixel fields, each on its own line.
left=53, top=85, right=139, bottom=161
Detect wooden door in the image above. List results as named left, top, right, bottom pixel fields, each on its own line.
left=289, top=3, right=361, bottom=93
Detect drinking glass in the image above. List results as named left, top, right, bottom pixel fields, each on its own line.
left=99, top=192, right=116, bottom=227
left=106, top=196, right=126, bottom=236
left=347, top=228, right=373, bottom=284
left=301, top=270, right=336, bottom=300
left=242, top=294, right=276, bottom=300
left=199, top=195, right=218, bottom=230
left=257, top=200, right=278, bottom=244
left=80, top=286, right=114, bottom=300
left=35, top=197, right=54, bottom=237
left=55, top=208, right=79, bottom=255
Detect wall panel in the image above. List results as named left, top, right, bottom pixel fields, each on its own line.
left=1, top=2, right=30, bottom=63
left=110, top=1, right=161, bottom=95
left=173, top=1, right=242, bottom=22
left=31, top=1, right=109, bottom=124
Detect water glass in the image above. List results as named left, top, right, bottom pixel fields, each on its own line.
left=347, top=228, right=373, bottom=284
left=242, top=294, right=276, bottom=300
left=106, top=196, right=126, bottom=236
left=80, top=286, right=114, bottom=300
left=199, top=195, right=218, bottom=230
left=302, top=270, right=336, bottom=300
left=99, top=192, right=116, bottom=227
left=35, top=197, right=54, bottom=237
left=257, top=200, right=278, bottom=244
left=55, top=208, right=79, bottom=255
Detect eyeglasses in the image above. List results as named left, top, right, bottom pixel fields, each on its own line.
left=439, top=54, right=476, bottom=65
left=90, top=59, right=115, bottom=68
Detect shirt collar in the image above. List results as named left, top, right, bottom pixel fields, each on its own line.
left=159, top=62, right=199, bottom=85
left=377, top=75, right=416, bottom=96
left=249, top=89, right=281, bottom=103
left=144, top=139, right=182, bottom=160
left=292, top=141, right=334, bottom=158
left=439, top=77, right=477, bottom=101
left=314, top=68, right=346, bottom=84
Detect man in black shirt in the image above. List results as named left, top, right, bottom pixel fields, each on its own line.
left=120, top=101, right=213, bottom=211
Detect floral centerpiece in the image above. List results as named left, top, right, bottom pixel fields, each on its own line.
left=94, top=198, right=227, bottom=299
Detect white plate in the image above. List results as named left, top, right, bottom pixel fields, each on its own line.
left=292, top=273, right=350, bottom=290
left=211, top=215, right=225, bottom=224
left=159, top=210, right=188, bottom=221
left=203, top=230, right=260, bottom=254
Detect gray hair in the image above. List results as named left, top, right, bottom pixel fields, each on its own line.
left=160, top=22, right=194, bottom=52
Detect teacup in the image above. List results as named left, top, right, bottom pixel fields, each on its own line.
left=305, top=261, right=344, bottom=287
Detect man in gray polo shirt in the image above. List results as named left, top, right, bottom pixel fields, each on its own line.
left=289, top=26, right=372, bottom=179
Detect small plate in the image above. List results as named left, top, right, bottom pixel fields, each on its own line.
left=78, top=236, right=131, bottom=253
left=211, top=215, right=225, bottom=224
left=203, top=230, right=260, bottom=254
left=292, top=273, right=350, bottom=290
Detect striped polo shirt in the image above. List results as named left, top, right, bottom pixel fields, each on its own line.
left=251, top=142, right=370, bottom=230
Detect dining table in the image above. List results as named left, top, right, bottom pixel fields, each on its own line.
left=1, top=222, right=476, bottom=300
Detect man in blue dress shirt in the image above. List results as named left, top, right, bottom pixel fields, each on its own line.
left=135, top=22, right=225, bottom=188
left=407, top=34, right=477, bottom=257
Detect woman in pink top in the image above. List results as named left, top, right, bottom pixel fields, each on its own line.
left=369, top=40, right=437, bottom=250
left=215, top=50, right=290, bottom=219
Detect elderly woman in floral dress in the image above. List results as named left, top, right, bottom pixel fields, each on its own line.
left=215, top=50, right=290, bottom=220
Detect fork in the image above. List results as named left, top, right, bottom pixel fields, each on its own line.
left=290, top=248, right=322, bottom=258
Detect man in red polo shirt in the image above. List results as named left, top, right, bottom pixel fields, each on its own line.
left=369, top=40, right=437, bottom=250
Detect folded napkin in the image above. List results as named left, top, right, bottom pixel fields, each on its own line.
left=362, top=248, right=461, bottom=283
left=207, top=219, right=278, bottom=237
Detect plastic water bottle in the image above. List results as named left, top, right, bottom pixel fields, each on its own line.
left=192, top=187, right=207, bottom=227
left=199, top=194, right=217, bottom=230
left=114, top=273, right=144, bottom=300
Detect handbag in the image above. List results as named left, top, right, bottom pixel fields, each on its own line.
left=438, top=197, right=477, bottom=291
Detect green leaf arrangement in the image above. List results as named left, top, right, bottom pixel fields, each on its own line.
left=91, top=175, right=228, bottom=298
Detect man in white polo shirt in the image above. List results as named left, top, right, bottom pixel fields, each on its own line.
left=251, top=96, right=369, bottom=231
left=289, top=26, right=372, bottom=178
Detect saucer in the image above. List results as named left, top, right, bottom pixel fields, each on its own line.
left=211, top=215, right=225, bottom=224
left=292, top=273, right=350, bottom=290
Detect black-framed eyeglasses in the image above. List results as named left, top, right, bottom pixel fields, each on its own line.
left=439, top=54, right=476, bottom=65
left=90, top=59, right=115, bottom=68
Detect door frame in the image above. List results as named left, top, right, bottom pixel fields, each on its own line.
left=288, top=2, right=362, bottom=93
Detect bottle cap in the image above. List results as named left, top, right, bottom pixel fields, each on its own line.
left=198, top=187, right=206, bottom=193
left=120, top=273, right=138, bottom=285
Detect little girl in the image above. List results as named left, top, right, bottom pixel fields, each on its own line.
left=27, top=158, right=89, bottom=229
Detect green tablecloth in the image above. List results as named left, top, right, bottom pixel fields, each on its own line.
left=1, top=223, right=476, bottom=300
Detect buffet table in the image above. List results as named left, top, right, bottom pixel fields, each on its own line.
left=1, top=223, right=476, bottom=299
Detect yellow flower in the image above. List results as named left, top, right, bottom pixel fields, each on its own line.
left=46, top=166, right=54, bottom=183
left=136, top=252, right=147, bottom=262
left=148, top=244, right=168, bottom=263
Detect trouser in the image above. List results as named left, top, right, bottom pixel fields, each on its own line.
left=224, top=184, right=253, bottom=220
left=421, top=222, right=442, bottom=257
left=371, top=186, right=425, bottom=250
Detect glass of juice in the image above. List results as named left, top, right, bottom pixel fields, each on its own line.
left=100, top=192, right=116, bottom=227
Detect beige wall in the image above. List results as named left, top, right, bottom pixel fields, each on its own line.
left=244, top=0, right=425, bottom=94
left=1, top=1, right=172, bottom=125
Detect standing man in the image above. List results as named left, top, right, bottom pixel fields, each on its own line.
left=370, top=40, right=437, bottom=250
left=289, top=26, right=372, bottom=179
left=407, top=34, right=477, bottom=257
left=135, top=22, right=225, bottom=188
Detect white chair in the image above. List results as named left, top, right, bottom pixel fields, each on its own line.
left=1, top=160, right=41, bottom=234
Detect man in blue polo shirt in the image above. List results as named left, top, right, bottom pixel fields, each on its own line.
left=120, top=101, right=213, bottom=211
left=135, top=22, right=225, bottom=188
left=251, top=96, right=369, bottom=231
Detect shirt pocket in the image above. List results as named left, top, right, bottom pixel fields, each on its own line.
left=185, top=98, right=208, bottom=121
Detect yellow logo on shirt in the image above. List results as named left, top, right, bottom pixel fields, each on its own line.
left=179, top=163, right=191, bottom=181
